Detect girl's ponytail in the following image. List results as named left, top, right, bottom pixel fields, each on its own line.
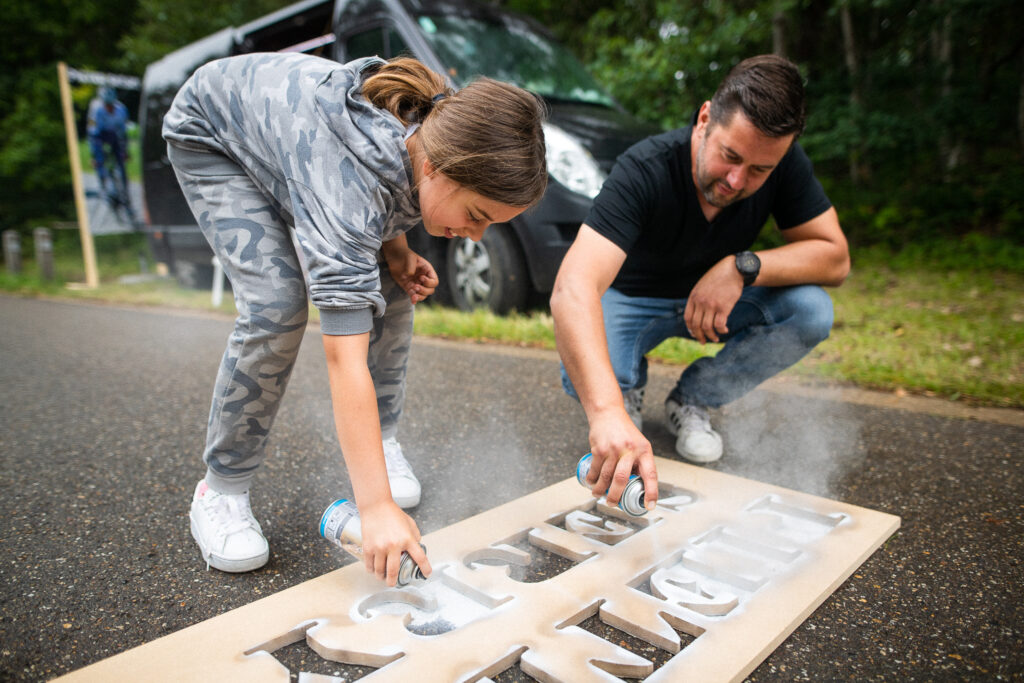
left=364, top=57, right=547, bottom=209
left=362, top=58, right=454, bottom=126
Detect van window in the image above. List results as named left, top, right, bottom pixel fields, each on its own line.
left=345, top=26, right=410, bottom=60
left=414, top=14, right=614, bottom=107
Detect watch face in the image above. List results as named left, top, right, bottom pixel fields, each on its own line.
left=737, top=252, right=759, bottom=274
left=736, top=251, right=760, bottom=285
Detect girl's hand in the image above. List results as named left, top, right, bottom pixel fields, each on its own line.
left=390, top=251, right=439, bottom=304
left=320, top=331, right=430, bottom=585
left=382, top=238, right=439, bottom=304
left=358, top=500, right=432, bottom=586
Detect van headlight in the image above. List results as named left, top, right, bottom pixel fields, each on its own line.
left=542, top=123, right=606, bottom=199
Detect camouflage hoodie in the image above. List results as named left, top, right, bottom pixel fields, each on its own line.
left=163, top=52, right=421, bottom=334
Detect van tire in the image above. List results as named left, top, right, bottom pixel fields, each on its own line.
left=445, top=225, right=529, bottom=314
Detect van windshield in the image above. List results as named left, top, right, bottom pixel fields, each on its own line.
left=415, top=14, right=615, bottom=107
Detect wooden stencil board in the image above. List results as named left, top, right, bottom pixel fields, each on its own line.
left=55, top=457, right=900, bottom=682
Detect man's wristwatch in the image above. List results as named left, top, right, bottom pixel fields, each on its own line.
left=735, top=251, right=761, bottom=287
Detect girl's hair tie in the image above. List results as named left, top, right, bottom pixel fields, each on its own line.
left=432, top=93, right=448, bottom=103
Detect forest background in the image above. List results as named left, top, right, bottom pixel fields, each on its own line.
left=1, top=0, right=1022, bottom=256
left=1, top=0, right=1022, bottom=407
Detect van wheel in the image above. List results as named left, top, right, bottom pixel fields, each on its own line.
left=446, top=225, right=529, bottom=314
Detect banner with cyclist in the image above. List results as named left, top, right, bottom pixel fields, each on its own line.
left=67, top=67, right=141, bottom=233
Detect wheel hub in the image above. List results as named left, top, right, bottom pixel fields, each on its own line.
left=452, top=239, right=491, bottom=307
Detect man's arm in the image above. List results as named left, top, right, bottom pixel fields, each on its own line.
left=686, top=207, right=850, bottom=343
left=757, top=207, right=850, bottom=287
left=550, top=225, right=657, bottom=510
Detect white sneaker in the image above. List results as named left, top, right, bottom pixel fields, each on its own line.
left=189, top=481, right=269, bottom=572
left=665, top=399, right=724, bottom=463
left=623, top=387, right=645, bottom=430
left=383, top=437, right=421, bottom=508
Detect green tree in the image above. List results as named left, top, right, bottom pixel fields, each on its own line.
left=116, top=0, right=283, bottom=74
left=508, top=0, right=1023, bottom=244
left=0, top=0, right=140, bottom=233
left=796, top=0, right=1024, bottom=243
left=0, top=0, right=280, bottom=235
left=3, top=0, right=1021, bottom=245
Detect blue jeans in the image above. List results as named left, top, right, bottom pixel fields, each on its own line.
left=560, top=285, right=834, bottom=408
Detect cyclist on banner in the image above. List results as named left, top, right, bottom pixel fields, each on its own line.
left=87, top=86, right=134, bottom=221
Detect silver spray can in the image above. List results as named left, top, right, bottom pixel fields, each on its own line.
left=319, top=498, right=426, bottom=587
left=576, top=453, right=648, bottom=516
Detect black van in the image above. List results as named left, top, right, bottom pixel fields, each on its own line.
left=139, top=0, right=658, bottom=313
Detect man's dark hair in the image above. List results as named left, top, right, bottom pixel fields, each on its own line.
left=708, top=54, right=806, bottom=138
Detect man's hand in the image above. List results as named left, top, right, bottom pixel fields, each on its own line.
left=585, top=411, right=658, bottom=511
left=684, top=256, right=744, bottom=344
left=550, top=225, right=657, bottom=509
left=383, top=240, right=439, bottom=304
left=358, top=499, right=432, bottom=586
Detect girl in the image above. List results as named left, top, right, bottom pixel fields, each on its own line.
left=163, top=53, right=547, bottom=585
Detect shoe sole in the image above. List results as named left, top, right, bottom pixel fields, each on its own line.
left=677, top=448, right=723, bottom=464
left=392, top=492, right=421, bottom=509
left=189, top=514, right=269, bottom=573
left=675, top=434, right=724, bottom=464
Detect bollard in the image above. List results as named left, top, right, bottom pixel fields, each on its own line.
left=33, top=227, right=54, bottom=281
left=3, top=230, right=21, bottom=274
left=211, top=255, right=225, bottom=307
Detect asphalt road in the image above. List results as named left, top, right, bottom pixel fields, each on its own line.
left=1, top=295, right=1021, bottom=681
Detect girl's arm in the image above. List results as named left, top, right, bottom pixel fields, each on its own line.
left=321, top=331, right=431, bottom=585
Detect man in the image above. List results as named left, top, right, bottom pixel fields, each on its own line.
left=550, top=55, right=850, bottom=509
left=87, top=86, right=132, bottom=214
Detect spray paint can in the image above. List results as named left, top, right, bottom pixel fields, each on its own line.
left=319, top=498, right=426, bottom=587
left=576, top=453, right=648, bottom=516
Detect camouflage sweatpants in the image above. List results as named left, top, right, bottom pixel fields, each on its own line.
left=168, top=143, right=413, bottom=494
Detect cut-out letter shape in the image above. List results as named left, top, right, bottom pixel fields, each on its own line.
left=564, top=509, right=636, bottom=544
left=650, top=566, right=739, bottom=617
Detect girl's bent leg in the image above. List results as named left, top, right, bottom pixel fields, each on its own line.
left=369, top=268, right=413, bottom=441
left=368, top=268, right=420, bottom=507
left=168, top=144, right=308, bottom=494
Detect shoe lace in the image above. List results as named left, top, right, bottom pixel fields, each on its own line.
left=383, top=438, right=413, bottom=478
left=205, top=491, right=256, bottom=540
left=679, top=404, right=712, bottom=433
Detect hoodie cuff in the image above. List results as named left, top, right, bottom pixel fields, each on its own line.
left=319, top=306, right=374, bottom=335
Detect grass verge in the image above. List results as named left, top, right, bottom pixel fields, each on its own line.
left=2, top=232, right=1021, bottom=408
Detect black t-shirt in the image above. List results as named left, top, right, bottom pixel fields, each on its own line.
left=585, top=121, right=832, bottom=299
